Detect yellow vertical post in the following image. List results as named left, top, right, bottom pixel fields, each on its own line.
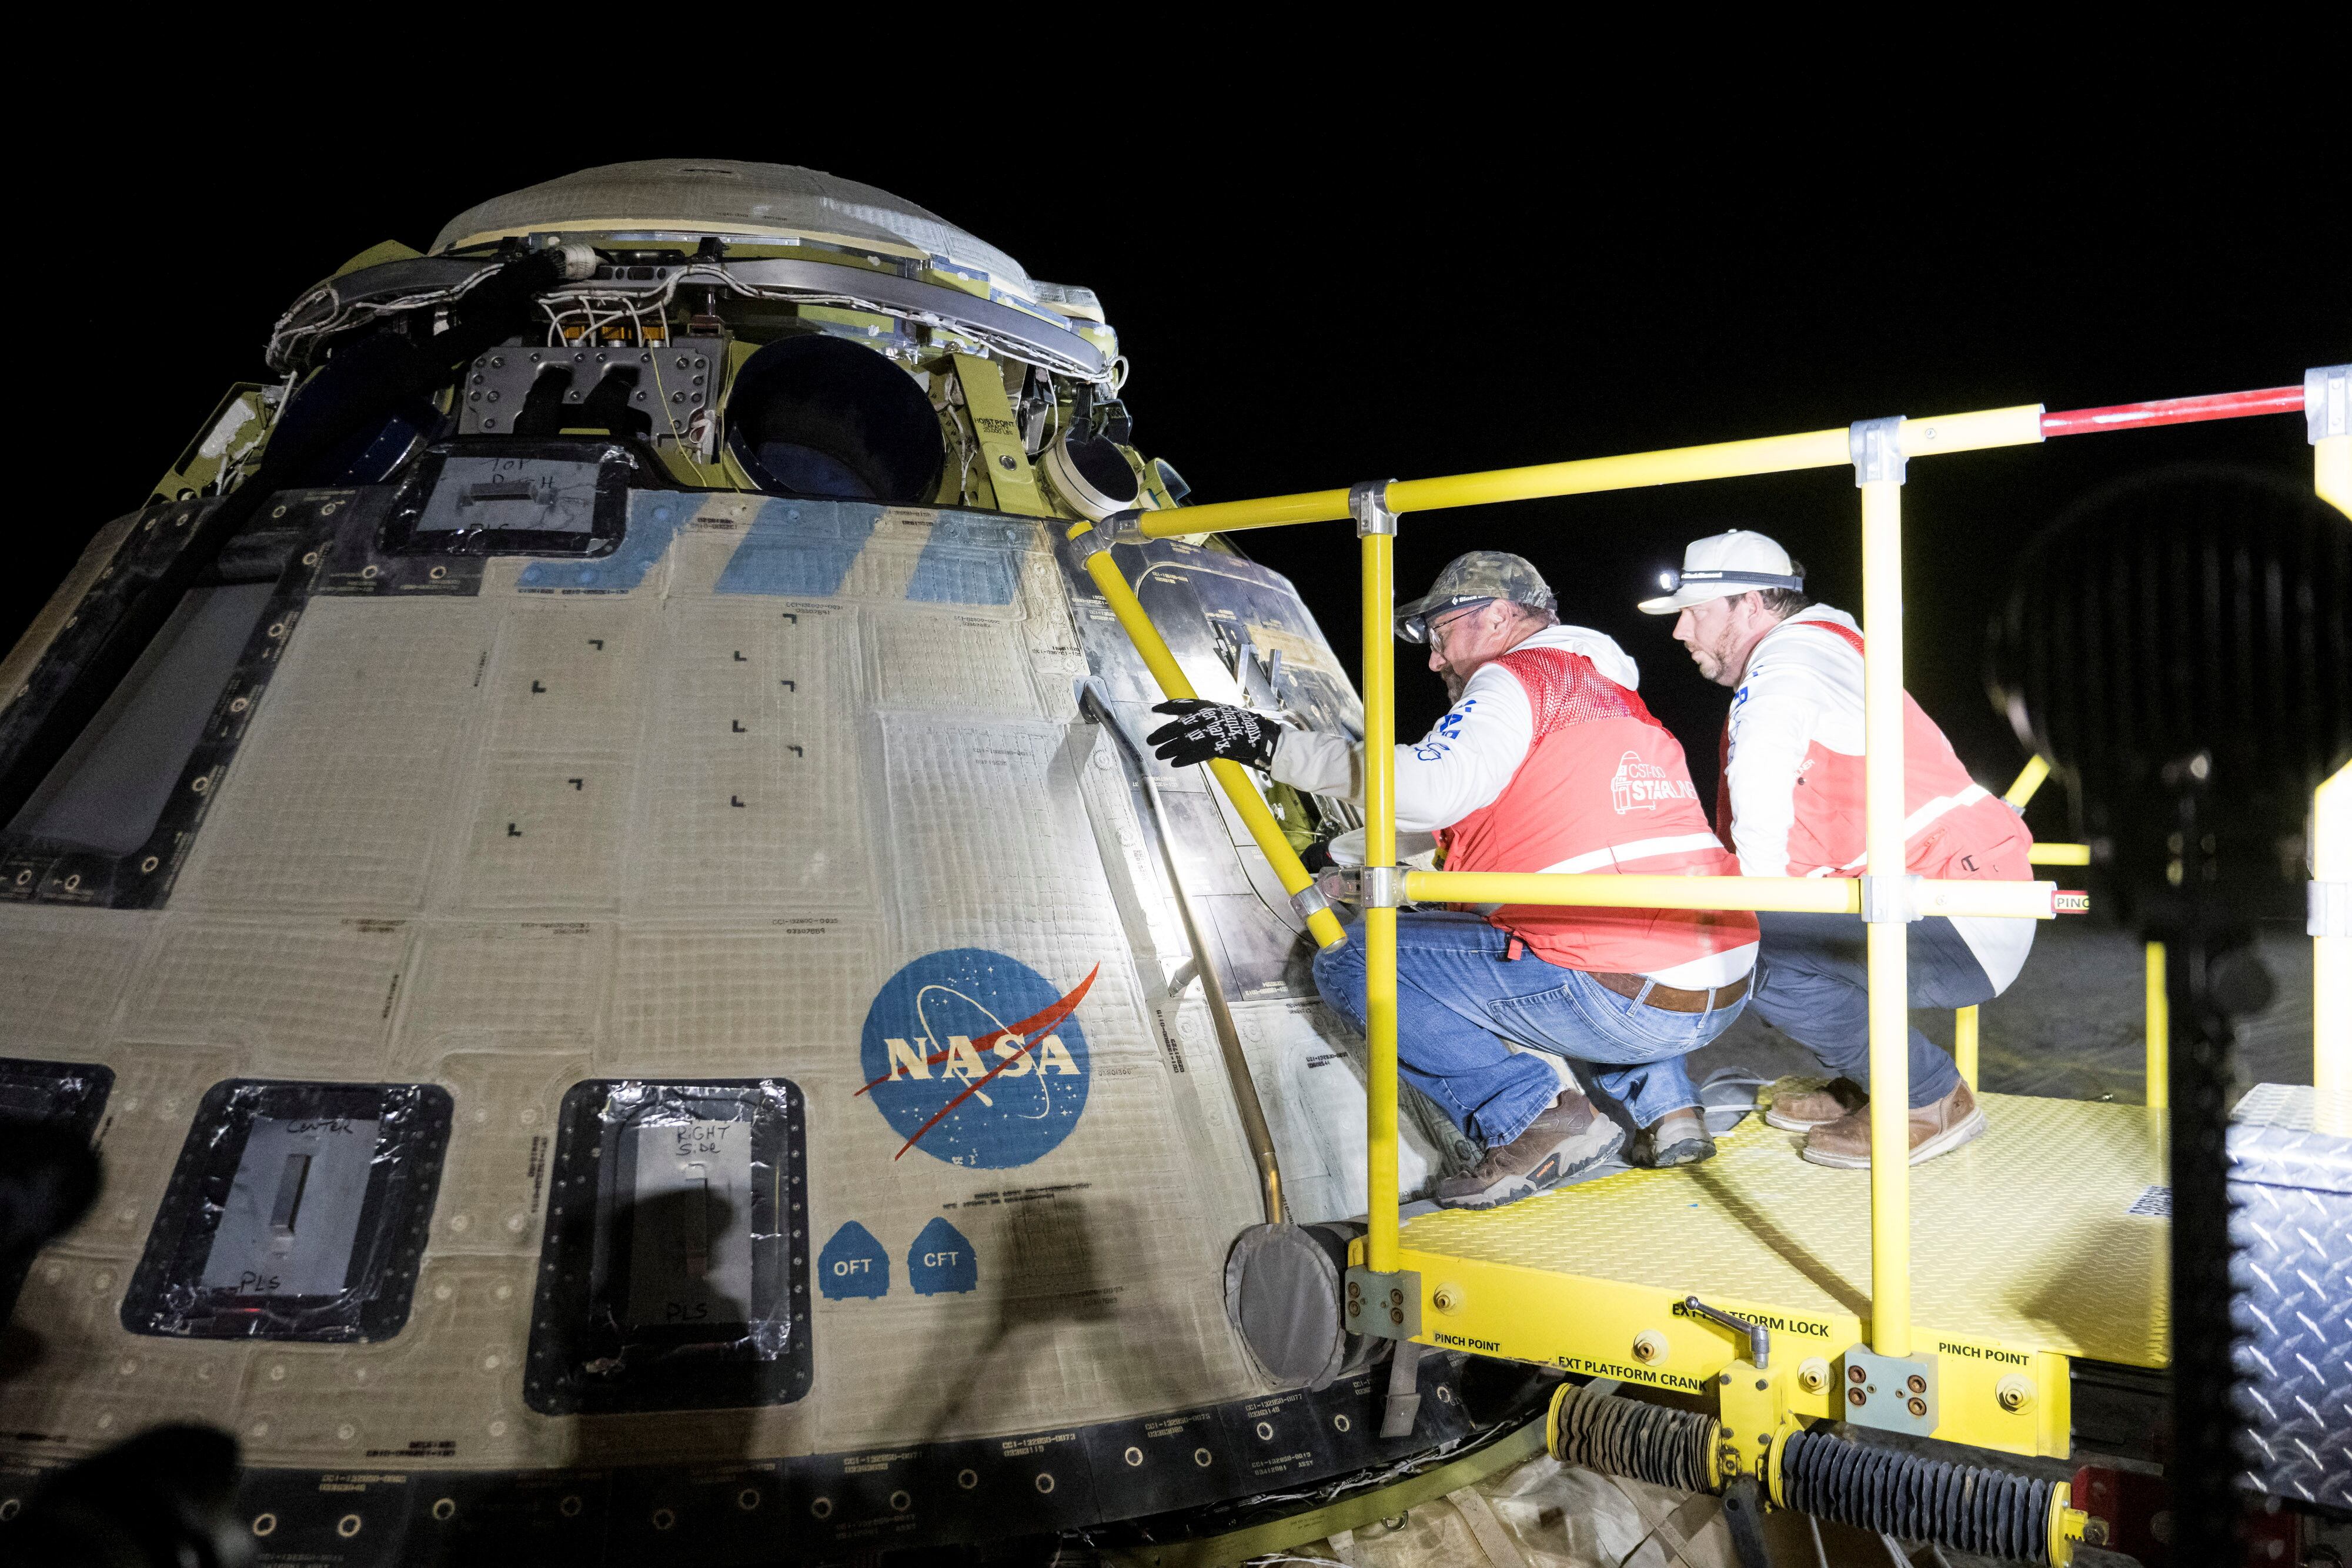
left=1854, top=418, right=1912, bottom=1358
left=1953, top=1007, right=1979, bottom=1091
left=2306, top=368, right=2348, bottom=1135
left=1355, top=483, right=1402, bottom=1273
left=2316, top=767, right=2351, bottom=1136
left=1063, top=523, right=1348, bottom=950
left=2143, top=941, right=2170, bottom=1111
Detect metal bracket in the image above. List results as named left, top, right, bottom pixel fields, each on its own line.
left=2309, top=365, right=2350, bottom=443
left=1097, top=507, right=1145, bottom=543
left=1344, top=1265, right=1421, bottom=1341
left=1859, top=872, right=1920, bottom=924
left=2311, top=880, right=2352, bottom=938
left=1359, top=865, right=1404, bottom=908
left=1068, top=526, right=1109, bottom=561
left=1349, top=479, right=1399, bottom=536
left=1839, top=1345, right=1939, bottom=1436
left=1315, top=865, right=1362, bottom=905
left=1849, top=416, right=1908, bottom=487
left=1289, top=882, right=1335, bottom=923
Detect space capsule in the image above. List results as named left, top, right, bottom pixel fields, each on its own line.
left=0, top=161, right=1484, bottom=1560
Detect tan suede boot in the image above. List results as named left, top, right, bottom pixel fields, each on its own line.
left=1763, top=1076, right=1867, bottom=1132
left=1436, top=1091, right=1625, bottom=1209
left=1800, top=1082, right=1986, bottom=1169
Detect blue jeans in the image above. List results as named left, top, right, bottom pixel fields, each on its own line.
left=1749, top=911, right=1996, bottom=1109
left=1312, top=911, right=1744, bottom=1146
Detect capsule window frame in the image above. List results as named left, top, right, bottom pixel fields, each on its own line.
left=378, top=437, right=637, bottom=559
left=525, top=1078, right=812, bottom=1416
left=120, top=1079, right=452, bottom=1343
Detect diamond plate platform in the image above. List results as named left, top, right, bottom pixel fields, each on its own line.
left=2229, top=1084, right=2352, bottom=1509
left=1398, top=1092, right=2170, bottom=1371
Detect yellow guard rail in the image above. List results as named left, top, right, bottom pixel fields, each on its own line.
left=1073, top=365, right=2349, bottom=1364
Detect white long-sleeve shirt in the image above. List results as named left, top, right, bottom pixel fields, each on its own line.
left=1724, top=604, right=2034, bottom=992
left=1270, top=625, right=1753, bottom=988
left=1269, top=625, right=1643, bottom=830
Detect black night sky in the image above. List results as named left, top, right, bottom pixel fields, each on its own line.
left=15, top=129, right=2346, bottom=832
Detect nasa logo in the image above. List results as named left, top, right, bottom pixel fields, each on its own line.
left=857, top=948, right=1098, bottom=1169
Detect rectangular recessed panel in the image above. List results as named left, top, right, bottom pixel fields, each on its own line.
left=123, top=1081, right=450, bottom=1342
left=200, top=1116, right=380, bottom=1296
left=626, top=1118, right=754, bottom=1329
left=1398, top=1093, right=2168, bottom=1367
left=526, top=1080, right=810, bottom=1415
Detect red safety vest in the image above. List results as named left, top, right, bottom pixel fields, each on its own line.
left=1438, top=647, right=1759, bottom=974
left=1715, top=618, right=2032, bottom=881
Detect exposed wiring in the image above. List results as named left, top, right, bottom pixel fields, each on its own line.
left=266, top=261, right=510, bottom=371
left=273, top=255, right=1114, bottom=387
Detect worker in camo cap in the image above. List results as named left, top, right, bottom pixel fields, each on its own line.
left=1147, top=551, right=1757, bottom=1209
left=1640, top=529, right=2035, bottom=1168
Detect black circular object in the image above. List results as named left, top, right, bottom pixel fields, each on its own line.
left=271, top=329, right=439, bottom=487
left=1064, top=434, right=1140, bottom=505
left=1986, top=464, right=2351, bottom=868
left=723, top=334, right=944, bottom=505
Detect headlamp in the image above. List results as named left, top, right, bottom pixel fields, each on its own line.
left=1653, top=565, right=1806, bottom=595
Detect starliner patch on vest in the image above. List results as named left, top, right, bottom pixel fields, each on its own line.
left=1609, top=750, right=1698, bottom=814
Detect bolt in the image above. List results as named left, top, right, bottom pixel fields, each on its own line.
left=2083, top=1519, right=2110, bottom=1546
left=1388, top=1308, right=1403, bottom=1326
left=1755, top=1378, right=1768, bottom=1391
left=1719, top=1374, right=1731, bottom=1386
left=1848, top=1366, right=1867, bottom=1383
left=1905, top=1374, right=1926, bottom=1395
left=1906, top=1397, right=1927, bottom=1418
left=1847, top=1388, right=1866, bottom=1407
left=1432, top=1288, right=1458, bottom=1313
left=1347, top=1281, right=1361, bottom=1298
left=1389, top=1289, right=1404, bottom=1307
left=490, top=356, right=505, bottom=368
left=1757, top=1433, right=1770, bottom=1446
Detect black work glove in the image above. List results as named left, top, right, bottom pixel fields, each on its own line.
left=1146, top=700, right=1281, bottom=772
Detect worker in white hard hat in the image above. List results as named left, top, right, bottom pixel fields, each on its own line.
left=1145, top=551, right=1758, bottom=1210
left=1638, top=529, right=2036, bottom=1168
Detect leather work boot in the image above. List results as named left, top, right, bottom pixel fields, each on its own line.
left=1436, top=1092, right=1625, bottom=1210
left=1636, top=1108, right=1715, bottom=1168
left=1763, top=1076, right=1867, bottom=1132
left=1800, top=1082, right=1987, bottom=1169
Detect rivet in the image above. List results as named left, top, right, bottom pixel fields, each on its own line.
left=1847, top=1388, right=1866, bottom=1406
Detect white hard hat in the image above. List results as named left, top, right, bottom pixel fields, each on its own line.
left=1637, top=530, right=1805, bottom=614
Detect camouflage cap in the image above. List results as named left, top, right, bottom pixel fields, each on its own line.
left=1394, top=551, right=1557, bottom=643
